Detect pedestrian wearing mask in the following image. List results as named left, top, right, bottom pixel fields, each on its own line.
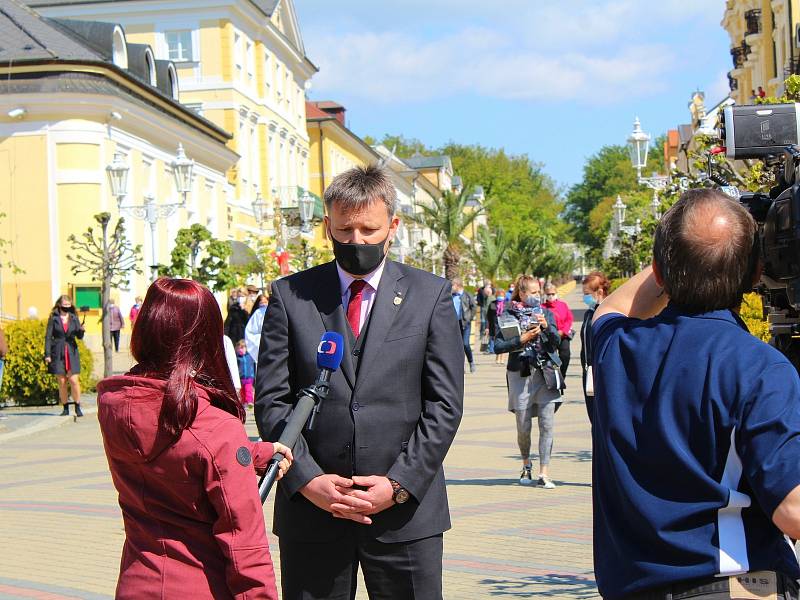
left=45, top=295, right=85, bottom=417
left=451, top=277, right=477, bottom=373
left=108, top=298, right=124, bottom=352
left=494, top=275, right=562, bottom=488
left=543, top=283, right=574, bottom=379
left=579, top=271, right=610, bottom=421
left=224, top=289, right=248, bottom=344
left=97, top=278, right=292, bottom=600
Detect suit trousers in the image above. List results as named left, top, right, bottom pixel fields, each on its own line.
left=279, top=531, right=444, bottom=600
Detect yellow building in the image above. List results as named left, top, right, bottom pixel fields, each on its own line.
left=27, top=0, right=322, bottom=244
left=723, top=0, right=800, bottom=103
left=0, top=1, right=237, bottom=346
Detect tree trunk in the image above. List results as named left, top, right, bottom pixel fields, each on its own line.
left=443, top=245, right=460, bottom=281
left=100, top=220, right=113, bottom=379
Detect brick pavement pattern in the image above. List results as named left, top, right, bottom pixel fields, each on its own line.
left=0, top=286, right=597, bottom=599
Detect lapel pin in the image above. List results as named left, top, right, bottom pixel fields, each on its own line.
left=393, top=296, right=403, bottom=306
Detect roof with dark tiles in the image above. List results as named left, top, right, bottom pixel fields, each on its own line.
left=0, top=0, right=101, bottom=62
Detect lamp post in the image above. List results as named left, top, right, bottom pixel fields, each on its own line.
left=613, top=195, right=627, bottom=229
left=171, top=143, right=194, bottom=204
left=627, top=117, right=669, bottom=219
left=107, top=144, right=194, bottom=281
left=299, top=190, right=315, bottom=234
left=251, top=190, right=270, bottom=229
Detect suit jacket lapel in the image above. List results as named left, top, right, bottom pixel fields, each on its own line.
left=355, top=260, right=406, bottom=391
left=312, top=261, right=355, bottom=389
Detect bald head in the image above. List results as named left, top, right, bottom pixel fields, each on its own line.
left=654, top=188, right=758, bottom=312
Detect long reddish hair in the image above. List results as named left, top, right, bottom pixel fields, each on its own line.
left=130, top=278, right=243, bottom=439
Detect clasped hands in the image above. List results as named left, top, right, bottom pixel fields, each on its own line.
left=300, top=473, right=395, bottom=525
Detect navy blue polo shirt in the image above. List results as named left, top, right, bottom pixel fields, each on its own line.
left=591, top=303, right=800, bottom=599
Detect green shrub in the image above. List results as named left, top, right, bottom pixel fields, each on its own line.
left=609, top=278, right=628, bottom=293
left=2, top=319, right=95, bottom=405
left=740, top=293, right=770, bottom=343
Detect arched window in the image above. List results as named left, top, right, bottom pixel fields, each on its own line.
left=144, top=47, right=156, bottom=86
left=167, top=62, right=179, bottom=99
left=111, top=26, right=128, bottom=69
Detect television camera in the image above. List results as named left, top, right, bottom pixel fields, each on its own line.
left=718, top=103, right=800, bottom=369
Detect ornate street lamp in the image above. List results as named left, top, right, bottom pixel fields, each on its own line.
left=627, top=117, right=650, bottom=180
left=299, top=190, right=315, bottom=233
left=650, top=191, right=662, bottom=220
left=252, top=190, right=269, bottom=226
left=613, top=195, right=627, bottom=226
left=171, top=143, right=194, bottom=205
left=106, top=151, right=130, bottom=206
left=111, top=144, right=195, bottom=281
left=626, top=117, right=669, bottom=220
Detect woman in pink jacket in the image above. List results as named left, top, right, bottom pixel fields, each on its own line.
left=97, top=278, right=292, bottom=600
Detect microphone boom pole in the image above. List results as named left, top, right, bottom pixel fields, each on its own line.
left=259, top=331, right=343, bottom=503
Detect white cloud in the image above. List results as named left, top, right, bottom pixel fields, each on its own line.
left=302, top=0, right=724, bottom=105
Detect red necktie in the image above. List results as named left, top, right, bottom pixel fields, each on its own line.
left=347, top=279, right=367, bottom=338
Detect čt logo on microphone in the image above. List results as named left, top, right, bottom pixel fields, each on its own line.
left=318, top=340, right=337, bottom=355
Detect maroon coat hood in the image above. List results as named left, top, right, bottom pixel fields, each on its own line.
left=96, top=375, right=184, bottom=463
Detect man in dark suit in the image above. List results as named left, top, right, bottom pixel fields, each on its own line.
left=255, top=164, right=464, bottom=600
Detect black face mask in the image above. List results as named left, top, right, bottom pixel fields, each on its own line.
left=329, top=231, right=390, bottom=276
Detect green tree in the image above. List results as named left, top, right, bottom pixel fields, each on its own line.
left=159, top=224, right=237, bottom=292
left=405, top=190, right=482, bottom=280
left=67, top=213, right=142, bottom=378
left=363, top=134, right=429, bottom=158
left=289, top=239, right=333, bottom=272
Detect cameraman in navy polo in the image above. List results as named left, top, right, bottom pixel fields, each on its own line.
left=590, top=189, right=800, bottom=600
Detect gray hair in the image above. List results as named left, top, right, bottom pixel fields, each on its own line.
left=323, top=164, right=397, bottom=217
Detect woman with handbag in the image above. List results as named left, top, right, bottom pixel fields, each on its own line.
left=494, top=275, right=563, bottom=489
left=44, top=295, right=85, bottom=417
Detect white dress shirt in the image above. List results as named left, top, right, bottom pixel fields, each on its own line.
left=337, top=260, right=386, bottom=335
left=245, top=305, right=267, bottom=363
left=222, top=335, right=241, bottom=392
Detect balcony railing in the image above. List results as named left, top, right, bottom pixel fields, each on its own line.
left=731, top=45, right=746, bottom=68
left=272, top=186, right=324, bottom=220
left=728, top=72, right=738, bottom=91
left=785, top=57, right=800, bottom=78
left=745, top=9, right=762, bottom=36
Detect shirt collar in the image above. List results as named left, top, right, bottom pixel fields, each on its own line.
left=337, top=260, right=386, bottom=296
left=660, top=301, right=747, bottom=330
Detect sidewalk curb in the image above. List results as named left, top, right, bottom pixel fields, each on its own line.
left=0, top=406, right=98, bottom=444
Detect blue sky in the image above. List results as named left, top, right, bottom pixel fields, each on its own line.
left=295, top=1, right=731, bottom=190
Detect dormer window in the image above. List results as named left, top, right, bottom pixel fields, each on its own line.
left=112, top=25, right=128, bottom=69
left=144, top=47, right=156, bottom=86
left=167, top=62, right=179, bottom=99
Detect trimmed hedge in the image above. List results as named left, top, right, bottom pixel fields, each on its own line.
left=1, top=319, right=95, bottom=405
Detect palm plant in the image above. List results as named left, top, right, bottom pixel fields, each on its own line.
left=469, top=225, right=508, bottom=283
left=502, top=233, right=537, bottom=281
left=405, top=189, right=484, bottom=280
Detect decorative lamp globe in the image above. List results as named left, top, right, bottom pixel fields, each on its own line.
left=299, top=191, right=315, bottom=231
left=171, top=143, right=194, bottom=200
left=106, top=151, right=129, bottom=204
left=252, top=191, right=268, bottom=224
left=627, top=117, right=651, bottom=174
left=613, top=195, right=627, bottom=225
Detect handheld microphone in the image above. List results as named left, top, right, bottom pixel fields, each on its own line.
left=259, top=331, right=344, bottom=503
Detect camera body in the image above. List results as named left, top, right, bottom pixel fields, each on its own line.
left=718, top=105, right=800, bottom=369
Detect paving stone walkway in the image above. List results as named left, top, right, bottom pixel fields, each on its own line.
left=0, top=287, right=597, bottom=599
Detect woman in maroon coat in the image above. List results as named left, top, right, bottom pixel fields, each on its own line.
left=97, top=278, right=292, bottom=600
